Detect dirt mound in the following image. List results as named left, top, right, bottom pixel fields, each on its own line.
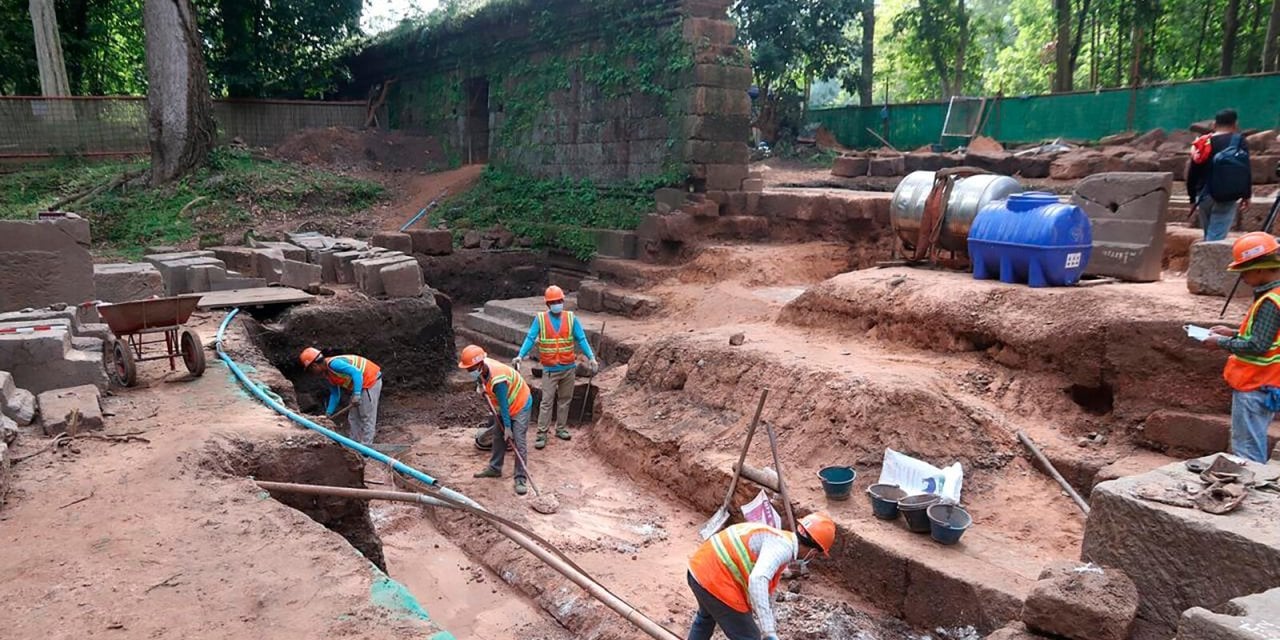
left=275, top=126, right=448, bottom=172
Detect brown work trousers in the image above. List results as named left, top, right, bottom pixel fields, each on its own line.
left=537, top=368, right=575, bottom=433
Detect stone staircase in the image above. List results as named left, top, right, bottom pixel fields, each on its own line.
left=458, top=295, right=609, bottom=361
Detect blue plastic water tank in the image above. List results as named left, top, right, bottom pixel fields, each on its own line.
left=967, top=192, right=1093, bottom=287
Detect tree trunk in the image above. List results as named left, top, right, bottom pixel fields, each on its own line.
left=29, top=0, right=71, bottom=98
left=1245, top=0, right=1265, bottom=72
left=144, top=0, right=215, bottom=185
left=1195, top=1, right=1213, bottom=75
left=1054, top=0, right=1072, bottom=92
left=1265, top=0, right=1280, bottom=71
left=953, top=0, right=968, bottom=95
left=917, top=0, right=953, bottom=97
left=1129, top=21, right=1144, bottom=86
left=1223, top=0, right=1242, bottom=75
left=1068, top=0, right=1091, bottom=87
left=859, top=0, right=874, bottom=106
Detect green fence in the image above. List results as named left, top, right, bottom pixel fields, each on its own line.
left=812, top=73, right=1280, bottom=150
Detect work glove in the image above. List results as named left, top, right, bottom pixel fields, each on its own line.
left=512, top=356, right=522, bottom=369
left=350, top=394, right=361, bottom=406
left=503, top=425, right=514, bottom=441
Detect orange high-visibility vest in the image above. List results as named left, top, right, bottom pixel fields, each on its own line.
left=536, top=311, right=577, bottom=367
left=688, top=523, right=795, bottom=613
left=483, top=359, right=531, bottom=419
left=325, top=355, right=381, bottom=392
left=1224, top=291, right=1280, bottom=391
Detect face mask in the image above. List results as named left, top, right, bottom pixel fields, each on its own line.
left=549, top=303, right=564, bottom=314
left=469, top=370, right=481, bottom=381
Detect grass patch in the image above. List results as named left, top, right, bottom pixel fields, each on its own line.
left=0, top=150, right=385, bottom=258
left=438, top=165, right=676, bottom=260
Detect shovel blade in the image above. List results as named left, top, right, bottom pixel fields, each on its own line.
left=699, top=507, right=730, bottom=540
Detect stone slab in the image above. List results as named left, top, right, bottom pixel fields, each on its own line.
left=407, top=229, right=453, bottom=256
left=210, top=246, right=261, bottom=276
left=832, top=156, right=869, bottom=177
left=593, top=230, right=638, bottom=260
left=1143, top=410, right=1280, bottom=456
left=253, top=241, right=306, bottom=262
left=187, top=264, right=227, bottom=293
left=197, top=287, right=314, bottom=310
left=1073, top=172, right=1172, bottom=282
left=1082, top=457, right=1280, bottom=635
left=93, top=263, right=164, bottom=303
left=37, top=384, right=103, bottom=436
left=1178, top=587, right=1280, bottom=640
left=1188, top=240, right=1237, bottom=297
left=0, top=218, right=95, bottom=313
left=209, top=276, right=267, bottom=292
left=372, top=232, right=414, bottom=254
left=280, top=259, right=322, bottom=290
left=333, top=250, right=364, bottom=285
left=381, top=260, right=424, bottom=298
left=354, top=256, right=417, bottom=296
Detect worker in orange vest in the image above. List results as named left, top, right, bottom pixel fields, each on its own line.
left=460, top=344, right=534, bottom=495
left=686, top=513, right=836, bottom=640
left=512, top=285, right=597, bottom=449
left=299, top=347, right=382, bottom=445
left=1203, top=232, right=1280, bottom=462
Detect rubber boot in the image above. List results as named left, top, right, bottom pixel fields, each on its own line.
left=556, top=427, right=571, bottom=441
left=534, top=431, right=548, bottom=449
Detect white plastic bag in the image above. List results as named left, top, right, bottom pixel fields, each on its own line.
left=877, top=448, right=964, bottom=502
left=740, top=489, right=782, bottom=528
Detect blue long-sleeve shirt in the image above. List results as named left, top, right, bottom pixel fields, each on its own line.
left=325, top=358, right=366, bottom=415
left=517, top=312, right=596, bottom=373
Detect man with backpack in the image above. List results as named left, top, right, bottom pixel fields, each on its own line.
left=1188, top=109, right=1253, bottom=241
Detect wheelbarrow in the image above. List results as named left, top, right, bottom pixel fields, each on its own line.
left=97, top=294, right=206, bottom=386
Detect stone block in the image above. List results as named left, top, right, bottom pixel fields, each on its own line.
left=1252, top=155, right=1279, bottom=185
left=1013, top=155, right=1053, bottom=179
left=145, top=254, right=224, bottom=294
left=741, top=178, right=764, bottom=192
left=964, top=150, right=1016, bottom=175
left=1022, top=562, right=1138, bottom=640
left=903, top=152, right=961, bottom=173
left=637, top=213, right=697, bottom=243
left=209, top=276, right=267, bottom=292
left=381, top=261, right=424, bottom=298
left=682, top=115, right=752, bottom=142
left=700, top=164, right=751, bottom=191
left=37, top=384, right=103, bottom=436
left=1051, top=151, right=1107, bottom=180
left=0, top=219, right=95, bottom=313
left=1, top=377, right=35, bottom=426
left=280, top=260, right=322, bottom=289
left=316, top=250, right=339, bottom=283
left=868, top=155, right=906, bottom=177
left=210, top=246, right=260, bottom=276
left=1131, top=129, right=1167, bottom=151
left=1178, top=587, right=1280, bottom=640
left=1142, top=409, right=1280, bottom=456
left=714, top=216, right=770, bottom=240
left=594, top=230, right=638, bottom=260
left=681, top=87, right=751, bottom=116
left=1187, top=240, right=1236, bottom=296
left=1159, top=155, right=1189, bottom=181
left=687, top=200, right=721, bottom=218
left=655, top=188, right=689, bottom=211
left=685, top=140, right=750, bottom=165
left=36, top=212, right=91, bottom=245
left=1082, top=457, right=1280, bottom=635
left=353, top=256, right=414, bottom=296
left=687, top=64, right=753, bottom=90
left=682, top=17, right=736, bottom=44
left=333, top=251, right=364, bottom=285
left=1073, top=172, right=1172, bottom=282
left=832, top=156, right=869, bottom=177
left=254, top=241, right=306, bottom=261
left=372, top=232, right=414, bottom=253
left=186, top=264, right=227, bottom=293
left=254, top=250, right=286, bottom=284
left=578, top=280, right=605, bottom=312
left=407, top=229, right=454, bottom=256
left=93, top=263, right=164, bottom=302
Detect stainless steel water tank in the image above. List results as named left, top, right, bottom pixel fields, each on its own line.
left=890, top=171, right=1024, bottom=254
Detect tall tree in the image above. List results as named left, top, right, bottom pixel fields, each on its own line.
left=1223, top=0, right=1243, bottom=75
left=859, top=0, right=874, bottom=105
left=1265, top=0, right=1280, bottom=71
left=29, top=0, right=71, bottom=97
left=143, top=0, right=213, bottom=184
left=1053, top=0, right=1071, bottom=91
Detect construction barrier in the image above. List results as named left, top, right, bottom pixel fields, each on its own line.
left=812, top=73, right=1280, bottom=150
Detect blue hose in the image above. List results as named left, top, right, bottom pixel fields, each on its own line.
left=215, top=309, right=481, bottom=509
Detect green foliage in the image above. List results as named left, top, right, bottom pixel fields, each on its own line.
left=0, top=150, right=383, bottom=257
left=439, top=165, right=678, bottom=260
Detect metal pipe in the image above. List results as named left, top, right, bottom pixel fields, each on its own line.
left=1016, top=430, right=1091, bottom=516
left=255, top=480, right=682, bottom=640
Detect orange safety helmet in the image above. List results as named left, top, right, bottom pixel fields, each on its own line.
left=299, top=347, right=323, bottom=369
left=798, top=512, right=836, bottom=557
left=1228, top=232, right=1280, bottom=271
left=458, top=344, right=487, bottom=369
left=544, top=285, right=565, bottom=304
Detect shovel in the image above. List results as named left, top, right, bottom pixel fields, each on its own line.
left=700, top=388, right=769, bottom=540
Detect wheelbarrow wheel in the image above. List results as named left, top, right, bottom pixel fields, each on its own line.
left=180, top=328, right=206, bottom=377
left=112, top=339, right=138, bottom=387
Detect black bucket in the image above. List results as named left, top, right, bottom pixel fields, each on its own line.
left=927, top=503, right=973, bottom=545
left=898, top=494, right=941, bottom=533
left=817, top=466, right=857, bottom=501
left=867, top=484, right=907, bottom=520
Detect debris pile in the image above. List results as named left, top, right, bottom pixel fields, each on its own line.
left=273, top=126, right=448, bottom=172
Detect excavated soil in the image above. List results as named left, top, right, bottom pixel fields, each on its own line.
left=274, top=127, right=449, bottom=172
